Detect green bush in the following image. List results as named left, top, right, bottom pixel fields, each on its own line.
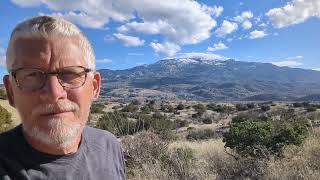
left=96, top=111, right=137, bottom=136
left=174, top=119, right=188, bottom=128
left=223, top=115, right=309, bottom=158
left=202, top=118, right=213, bottom=124
left=306, top=106, right=317, bottom=112
left=90, top=103, right=105, bottom=114
left=96, top=110, right=174, bottom=137
left=207, top=103, right=234, bottom=113
left=193, top=103, right=206, bottom=114
left=235, top=104, right=248, bottom=111
left=247, top=103, right=255, bottom=109
left=0, top=105, right=13, bottom=133
left=121, top=103, right=139, bottom=113
left=140, top=105, right=152, bottom=114
left=260, top=105, right=270, bottom=112
left=176, top=103, right=185, bottom=110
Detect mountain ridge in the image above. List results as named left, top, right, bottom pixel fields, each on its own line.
left=98, top=58, right=320, bottom=101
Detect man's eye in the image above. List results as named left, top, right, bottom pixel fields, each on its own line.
left=26, top=72, right=40, bottom=77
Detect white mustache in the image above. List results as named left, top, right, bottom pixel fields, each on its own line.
left=32, top=100, right=80, bottom=116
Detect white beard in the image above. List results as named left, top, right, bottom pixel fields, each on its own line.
left=23, top=117, right=84, bottom=150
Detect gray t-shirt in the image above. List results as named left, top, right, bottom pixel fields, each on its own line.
left=0, top=125, right=126, bottom=180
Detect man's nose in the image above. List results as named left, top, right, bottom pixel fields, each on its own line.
left=39, top=75, right=67, bottom=102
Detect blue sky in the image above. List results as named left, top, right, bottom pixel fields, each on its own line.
left=0, top=0, right=320, bottom=74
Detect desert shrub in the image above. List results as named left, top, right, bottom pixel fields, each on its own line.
left=0, top=105, right=13, bottom=133
left=267, top=135, right=320, bottom=179
left=90, top=103, right=105, bottom=114
left=187, top=127, right=195, bottom=131
left=246, top=103, right=255, bottom=109
left=186, top=129, right=218, bottom=141
left=122, top=131, right=169, bottom=169
left=306, top=106, right=317, bottom=112
left=223, top=114, right=309, bottom=158
left=140, top=105, right=152, bottom=114
left=161, top=148, right=195, bottom=180
left=121, top=103, right=139, bottom=113
left=208, top=153, right=268, bottom=180
left=193, top=103, right=206, bottom=114
left=160, top=103, right=175, bottom=113
left=174, top=119, right=188, bottom=128
left=260, top=104, right=270, bottom=111
left=293, top=102, right=303, bottom=108
left=97, top=110, right=175, bottom=137
left=235, top=104, right=248, bottom=111
left=207, top=103, right=234, bottom=113
left=96, top=111, right=138, bottom=136
left=112, top=105, right=122, bottom=110
left=176, top=103, right=184, bottom=110
left=0, top=89, right=7, bottom=100
left=123, top=131, right=208, bottom=180
left=202, top=118, right=213, bottom=124
left=131, top=99, right=140, bottom=106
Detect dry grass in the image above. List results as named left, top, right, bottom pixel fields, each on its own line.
left=124, top=132, right=320, bottom=180
left=0, top=99, right=19, bottom=126
left=169, top=139, right=225, bottom=157
left=267, top=134, right=320, bottom=180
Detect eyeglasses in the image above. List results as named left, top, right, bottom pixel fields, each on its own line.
left=10, top=66, right=92, bottom=92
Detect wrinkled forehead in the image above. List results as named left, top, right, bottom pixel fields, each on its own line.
left=11, top=37, right=86, bottom=70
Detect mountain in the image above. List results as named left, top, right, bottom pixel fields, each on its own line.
left=98, top=58, right=320, bottom=101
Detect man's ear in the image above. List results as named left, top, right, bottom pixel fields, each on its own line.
left=92, top=72, right=101, bottom=101
left=3, top=75, right=15, bottom=107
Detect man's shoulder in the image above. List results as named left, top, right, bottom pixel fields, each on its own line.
left=0, top=126, right=20, bottom=146
left=84, top=126, right=121, bottom=147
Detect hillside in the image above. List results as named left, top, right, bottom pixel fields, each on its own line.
left=99, top=58, right=320, bottom=101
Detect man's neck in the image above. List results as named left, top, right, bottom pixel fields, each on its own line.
left=22, top=130, right=83, bottom=155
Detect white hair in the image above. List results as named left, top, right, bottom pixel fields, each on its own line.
left=6, top=16, right=95, bottom=71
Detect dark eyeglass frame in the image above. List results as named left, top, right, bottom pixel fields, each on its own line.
left=9, top=66, right=92, bottom=92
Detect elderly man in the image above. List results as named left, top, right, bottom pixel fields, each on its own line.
left=0, top=16, right=126, bottom=179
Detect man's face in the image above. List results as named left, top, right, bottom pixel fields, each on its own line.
left=4, top=37, right=100, bottom=148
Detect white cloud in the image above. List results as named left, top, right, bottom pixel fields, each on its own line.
left=203, top=5, right=224, bottom=17
left=117, top=20, right=169, bottom=35
left=242, top=20, right=252, bottom=29
left=271, top=60, right=303, bottom=67
left=96, top=58, right=112, bottom=64
left=287, top=55, right=303, bottom=60
left=215, top=20, right=238, bottom=37
left=178, top=52, right=226, bottom=60
left=266, top=0, right=320, bottom=28
left=44, top=12, right=108, bottom=29
left=15, top=0, right=218, bottom=46
left=113, top=33, right=145, bottom=47
left=150, top=42, right=181, bottom=56
left=117, top=1, right=217, bottom=45
left=258, top=23, right=267, bottom=27
left=249, top=30, right=267, bottom=39
left=207, top=42, right=228, bottom=51
left=312, top=68, right=320, bottom=71
left=233, top=11, right=254, bottom=22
